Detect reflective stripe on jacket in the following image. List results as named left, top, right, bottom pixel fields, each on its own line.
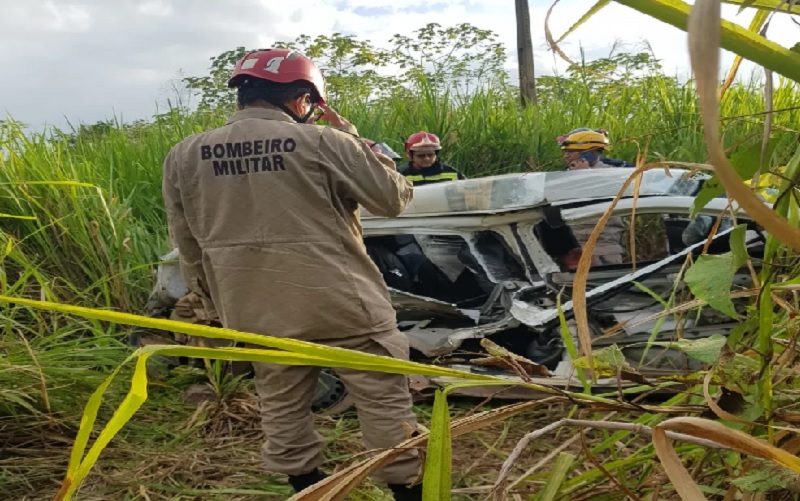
left=398, top=161, right=465, bottom=186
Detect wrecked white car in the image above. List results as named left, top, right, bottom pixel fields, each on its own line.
left=136, top=168, right=765, bottom=410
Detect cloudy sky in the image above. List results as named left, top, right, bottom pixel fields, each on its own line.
left=1, top=0, right=796, bottom=133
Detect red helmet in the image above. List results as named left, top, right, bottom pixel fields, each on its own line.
left=405, top=131, right=441, bottom=158
left=227, top=48, right=327, bottom=104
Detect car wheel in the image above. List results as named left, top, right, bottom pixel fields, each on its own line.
left=311, top=368, right=353, bottom=415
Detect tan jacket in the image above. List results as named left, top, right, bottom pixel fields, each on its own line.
left=162, top=106, right=413, bottom=341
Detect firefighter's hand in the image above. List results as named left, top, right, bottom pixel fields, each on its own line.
left=569, top=157, right=590, bottom=170
left=316, top=103, right=354, bottom=132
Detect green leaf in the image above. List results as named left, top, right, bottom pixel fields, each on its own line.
left=556, top=293, right=588, bottom=391
left=691, top=176, right=725, bottom=218
left=613, top=0, right=800, bottom=83
left=535, top=452, right=576, bottom=501
left=741, top=400, right=765, bottom=422
left=725, top=315, right=759, bottom=348
left=574, top=345, right=627, bottom=371
left=684, top=225, right=748, bottom=318
left=731, top=467, right=787, bottom=492
left=649, top=334, right=727, bottom=365
left=573, top=345, right=649, bottom=384
left=730, top=140, right=779, bottom=178
left=758, top=284, right=774, bottom=385
left=729, top=222, right=750, bottom=265
left=422, top=390, right=451, bottom=501
left=685, top=255, right=739, bottom=317
left=718, top=353, right=762, bottom=384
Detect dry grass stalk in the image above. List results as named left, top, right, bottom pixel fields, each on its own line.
left=490, top=418, right=727, bottom=500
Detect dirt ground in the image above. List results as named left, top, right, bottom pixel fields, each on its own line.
left=2, top=385, right=583, bottom=501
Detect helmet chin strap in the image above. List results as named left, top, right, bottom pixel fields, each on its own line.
left=278, top=104, right=316, bottom=124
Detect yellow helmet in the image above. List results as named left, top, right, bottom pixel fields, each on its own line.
left=745, top=172, right=781, bottom=204
left=557, top=128, right=611, bottom=151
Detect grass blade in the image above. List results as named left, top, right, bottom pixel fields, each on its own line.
left=0, top=294, right=501, bottom=381
left=422, top=390, right=452, bottom=501
left=535, top=452, right=576, bottom=501
left=719, top=9, right=770, bottom=97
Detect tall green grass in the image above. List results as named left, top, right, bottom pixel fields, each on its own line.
left=337, top=74, right=800, bottom=176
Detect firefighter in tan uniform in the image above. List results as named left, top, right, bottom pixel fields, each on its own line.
left=557, top=128, right=632, bottom=267
left=161, top=48, right=423, bottom=500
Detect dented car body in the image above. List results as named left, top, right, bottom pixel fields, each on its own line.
left=142, top=168, right=765, bottom=407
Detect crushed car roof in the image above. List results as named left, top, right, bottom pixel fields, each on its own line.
left=361, top=167, right=701, bottom=218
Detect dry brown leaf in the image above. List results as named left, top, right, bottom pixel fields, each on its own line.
left=778, top=435, right=800, bottom=455
left=657, top=417, right=800, bottom=475
left=652, top=424, right=710, bottom=501
left=629, top=168, right=644, bottom=273
left=773, top=409, right=800, bottom=425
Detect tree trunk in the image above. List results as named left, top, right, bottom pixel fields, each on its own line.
left=515, top=0, right=537, bottom=107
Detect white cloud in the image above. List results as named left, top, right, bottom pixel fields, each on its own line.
left=137, top=0, right=174, bottom=17
left=43, top=1, right=93, bottom=32
left=0, top=0, right=796, bottom=133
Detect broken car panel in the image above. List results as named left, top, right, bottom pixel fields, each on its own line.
left=142, top=168, right=765, bottom=404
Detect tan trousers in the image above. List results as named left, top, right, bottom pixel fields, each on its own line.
left=251, top=329, right=421, bottom=485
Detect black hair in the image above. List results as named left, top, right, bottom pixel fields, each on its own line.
left=235, top=78, right=318, bottom=108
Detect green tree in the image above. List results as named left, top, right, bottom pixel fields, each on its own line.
left=182, top=23, right=510, bottom=112
left=388, top=22, right=508, bottom=89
